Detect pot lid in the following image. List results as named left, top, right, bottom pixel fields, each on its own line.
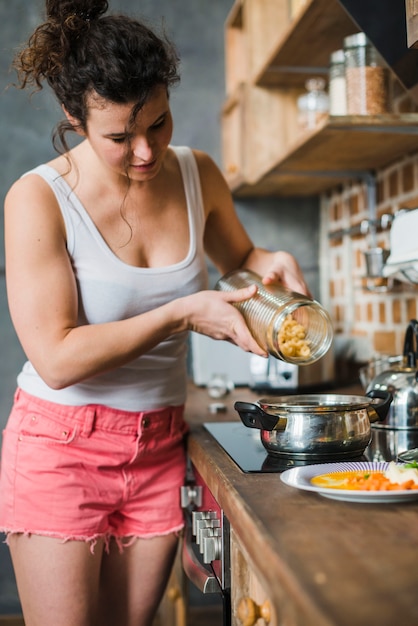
left=258, top=394, right=377, bottom=413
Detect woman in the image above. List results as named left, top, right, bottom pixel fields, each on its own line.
left=0, top=1, right=310, bottom=625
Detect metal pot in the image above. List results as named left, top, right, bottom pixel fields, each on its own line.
left=365, top=319, right=418, bottom=429
left=234, top=390, right=392, bottom=460
left=366, top=428, right=418, bottom=462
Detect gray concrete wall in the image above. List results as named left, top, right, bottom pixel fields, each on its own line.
left=0, top=0, right=319, bottom=614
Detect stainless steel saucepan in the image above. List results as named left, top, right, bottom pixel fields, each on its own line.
left=234, top=391, right=392, bottom=460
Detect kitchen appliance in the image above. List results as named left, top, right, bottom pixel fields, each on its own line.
left=190, top=333, right=336, bottom=392
left=383, top=209, right=418, bottom=284
left=362, top=320, right=418, bottom=461
left=365, top=320, right=418, bottom=429
left=203, top=421, right=369, bottom=473
left=181, top=462, right=231, bottom=625
left=366, top=427, right=418, bottom=463
left=234, top=391, right=392, bottom=460
left=359, top=354, right=403, bottom=389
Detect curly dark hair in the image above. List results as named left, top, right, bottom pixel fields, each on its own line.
left=14, top=0, right=180, bottom=153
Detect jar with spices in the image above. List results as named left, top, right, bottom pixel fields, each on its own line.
left=343, top=32, right=389, bottom=115
left=329, top=49, right=347, bottom=115
left=297, top=77, right=329, bottom=131
left=215, top=269, right=333, bottom=365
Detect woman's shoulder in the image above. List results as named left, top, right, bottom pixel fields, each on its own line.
left=188, top=148, right=230, bottom=197
left=173, top=147, right=233, bottom=220
left=181, top=148, right=225, bottom=188
left=170, top=145, right=215, bottom=168
left=7, top=167, right=53, bottom=200
left=5, top=164, right=64, bottom=228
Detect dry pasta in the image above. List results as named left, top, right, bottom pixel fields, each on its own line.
left=278, top=314, right=311, bottom=358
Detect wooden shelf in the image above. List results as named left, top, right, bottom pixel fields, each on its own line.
left=229, top=114, right=418, bottom=197
left=255, top=0, right=357, bottom=88
left=221, top=0, right=418, bottom=197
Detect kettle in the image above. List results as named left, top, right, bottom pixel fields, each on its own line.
left=366, top=320, right=418, bottom=429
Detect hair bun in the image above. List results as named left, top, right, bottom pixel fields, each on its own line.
left=46, top=0, right=108, bottom=22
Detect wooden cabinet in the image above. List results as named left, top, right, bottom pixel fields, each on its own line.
left=222, top=0, right=418, bottom=197
left=230, top=527, right=313, bottom=626
left=230, top=528, right=277, bottom=626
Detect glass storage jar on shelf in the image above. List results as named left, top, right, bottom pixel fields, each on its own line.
left=344, top=32, right=390, bottom=115
left=215, top=269, right=333, bottom=365
left=329, top=49, right=347, bottom=116
left=297, top=77, right=329, bottom=131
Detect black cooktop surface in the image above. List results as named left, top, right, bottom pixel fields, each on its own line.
left=204, top=422, right=272, bottom=472
left=203, top=422, right=355, bottom=473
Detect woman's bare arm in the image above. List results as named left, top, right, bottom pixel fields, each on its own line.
left=5, top=174, right=266, bottom=389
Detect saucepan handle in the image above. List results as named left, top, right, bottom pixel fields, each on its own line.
left=365, top=389, right=393, bottom=422
left=403, top=319, right=418, bottom=367
left=234, top=401, right=279, bottom=431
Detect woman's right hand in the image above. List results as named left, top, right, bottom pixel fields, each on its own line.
left=178, top=285, right=268, bottom=357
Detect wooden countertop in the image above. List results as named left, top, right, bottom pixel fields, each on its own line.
left=184, top=382, right=418, bottom=626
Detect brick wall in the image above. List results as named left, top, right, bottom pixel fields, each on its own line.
left=321, top=151, right=418, bottom=362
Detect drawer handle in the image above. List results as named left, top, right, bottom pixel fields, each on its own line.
left=237, top=596, right=271, bottom=626
left=181, top=521, right=220, bottom=594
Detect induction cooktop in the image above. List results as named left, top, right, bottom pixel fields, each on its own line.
left=203, top=422, right=369, bottom=473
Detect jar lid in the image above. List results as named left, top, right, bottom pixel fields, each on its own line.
left=304, top=76, right=326, bottom=92
left=343, top=32, right=369, bottom=49
left=330, top=49, right=345, bottom=65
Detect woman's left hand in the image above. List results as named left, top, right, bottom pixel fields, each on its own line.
left=249, top=250, right=312, bottom=298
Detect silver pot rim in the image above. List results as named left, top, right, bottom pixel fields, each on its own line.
left=258, top=393, right=382, bottom=414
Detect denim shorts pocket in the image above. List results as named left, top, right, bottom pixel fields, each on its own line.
left=18, top=411, right=76, bottom=445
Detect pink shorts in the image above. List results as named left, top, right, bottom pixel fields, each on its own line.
left=0, top=389, right=189, bottom=543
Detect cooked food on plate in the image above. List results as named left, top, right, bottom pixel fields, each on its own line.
left=311, top=461, right=418, bottom=491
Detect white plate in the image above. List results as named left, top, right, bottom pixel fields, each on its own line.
left=280, top=461, right=418, bottom=503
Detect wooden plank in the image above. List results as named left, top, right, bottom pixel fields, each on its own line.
left=224, top=2, right=246, bottom=96
left=228, top=115, right=418, bottom=197
left=245, top=0, right=290, bottom=81
left=256, top=0, right=357, bottom=88
left=277, top=115, right=418, bottom=172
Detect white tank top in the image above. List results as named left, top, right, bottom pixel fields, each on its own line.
left=17, top=146, right=208, bottom=410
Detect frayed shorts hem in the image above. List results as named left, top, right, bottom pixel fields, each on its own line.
left=1, top=522, right=185, bottom=553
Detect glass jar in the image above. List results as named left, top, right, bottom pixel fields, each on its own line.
left=215, top=269, right=333, bottom=365
left=344, top=32, right=389, bottom=115
left=297, top=77, right=329, bottom=131
left=329, top=49, right=347, bottom=116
